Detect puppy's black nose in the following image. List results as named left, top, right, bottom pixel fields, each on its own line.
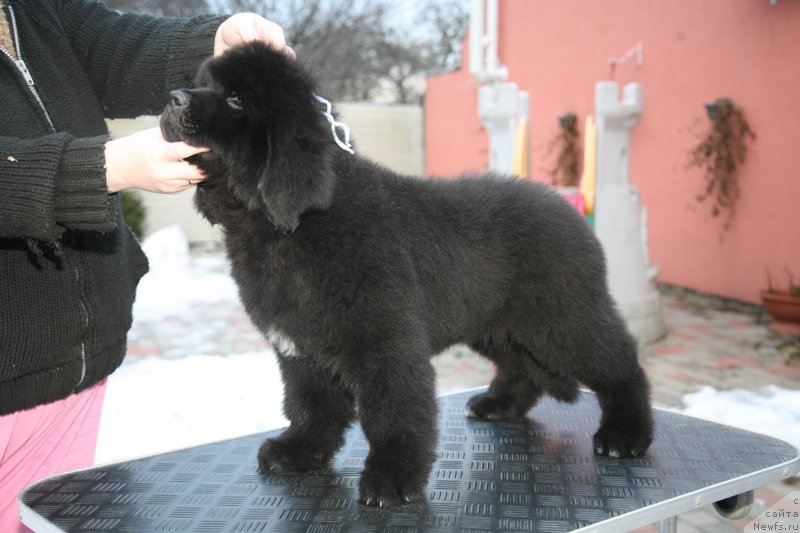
left=169, top=90, right=189, bottom=108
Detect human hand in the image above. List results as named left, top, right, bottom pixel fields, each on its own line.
left=214, top=13, right=295, bottom=58
left=105, top=128, right=209, bottom=194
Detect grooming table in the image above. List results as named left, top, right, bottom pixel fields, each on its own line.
left=19, top=389, right=800, bottom=532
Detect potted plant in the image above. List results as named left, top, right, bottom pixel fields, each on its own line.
left=688, top=98, right=756, bottom=231
left=762, top=269, right=800, bottom=325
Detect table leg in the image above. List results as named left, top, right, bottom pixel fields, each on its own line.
left=657, top=516, right=677, bottom=533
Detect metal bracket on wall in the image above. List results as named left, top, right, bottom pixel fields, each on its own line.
left=609, top=42, right=644, bottom=67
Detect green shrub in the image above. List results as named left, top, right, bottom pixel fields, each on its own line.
left=121, top=190, right=147, bottom=240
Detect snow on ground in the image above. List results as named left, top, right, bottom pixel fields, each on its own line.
left=132, top=225, right=239, bottom=321
left=95, top=352, right=287, bottom=464
left=677, top=385, right=800, bottom=450
left=96, top=226, right=800, bottom=465
left=96, top=226, right=288, bottom=464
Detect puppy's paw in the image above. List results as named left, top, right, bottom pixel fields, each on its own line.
left=592, top=426, right=652, bottom=458
left=465, top=392, right=521, bottom=420
left=358, top=468, right=425, bottom=508
left=257, top=436, right=330, bottom=474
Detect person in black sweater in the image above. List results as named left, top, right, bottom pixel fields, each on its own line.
left=0, top=1, right=290, bottom=529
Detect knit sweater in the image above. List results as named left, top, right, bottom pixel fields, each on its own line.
left=0, top=0, right=225, bottom=414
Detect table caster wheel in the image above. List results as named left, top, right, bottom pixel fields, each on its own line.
left=713, top=490, right=754, bottom=520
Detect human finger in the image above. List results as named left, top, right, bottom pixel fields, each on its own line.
left=253, top=19, right=295, bottom=58
left=253, top=18, right=288, bottom=48
left=215, top=14, right=292, bottom=56
left=152, top=162, right=207, bottom=193
left=215, top=14, right=258, bottom=54
left=163, top=142, right=210, bottom=162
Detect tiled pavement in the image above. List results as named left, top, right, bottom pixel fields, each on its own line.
left=127, top=272, right=799, bottom=532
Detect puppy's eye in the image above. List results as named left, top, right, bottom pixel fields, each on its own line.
left=226, top=94, right=243, bottom=110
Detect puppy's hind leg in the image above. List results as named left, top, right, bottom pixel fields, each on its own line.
left=578, top=333, right=654, bottom=458
left=466, top=341, right=544, bottom=420
left=258, top=355, right=356, bottom=473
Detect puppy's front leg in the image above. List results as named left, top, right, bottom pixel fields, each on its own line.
left=354, top=353, right=438, bottom=507
left=258, top=355, right=355, bottom=473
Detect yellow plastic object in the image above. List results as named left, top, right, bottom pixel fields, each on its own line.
left=512, top=119, right=529, bottom=177
left=580, top=116, right=597, bottom=214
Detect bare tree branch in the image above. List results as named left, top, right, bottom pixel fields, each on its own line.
left=107, top=0, right=468, bottom=103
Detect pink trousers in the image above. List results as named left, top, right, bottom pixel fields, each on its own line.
left=0, top=381, right=106, bottom=533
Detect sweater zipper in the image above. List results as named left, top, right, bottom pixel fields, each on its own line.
left=3, top=6, right=87, bottom=388
left=1, top=5, right=56, bottom=132
left=75, top=265, right=89, bottom=389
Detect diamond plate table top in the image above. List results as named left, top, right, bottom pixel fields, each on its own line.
left=20, top=389, right=800, bottom=532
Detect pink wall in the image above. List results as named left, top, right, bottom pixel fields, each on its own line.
left=425, top=0, right=800, bottom=304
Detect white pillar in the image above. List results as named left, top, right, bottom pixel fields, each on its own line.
left=478, top=83, right=529, bottom=173
left=594, top=82, right=665, bottom=345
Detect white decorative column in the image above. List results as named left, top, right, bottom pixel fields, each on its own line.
left=470, top=0, right=529, bottom=174
left=478, top=83, right=530, bottom=173
left=594, top=82, right=665, bottom=344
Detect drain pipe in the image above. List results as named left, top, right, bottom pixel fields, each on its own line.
left=469, top=0, right=528, bottom=174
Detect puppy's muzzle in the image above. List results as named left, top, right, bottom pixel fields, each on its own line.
left=160, top=90, right=192, bottom=142
left=168, top=90, right=190, bottom=109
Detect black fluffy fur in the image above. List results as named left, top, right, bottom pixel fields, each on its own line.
left=160, top=42, right=654, bottom=507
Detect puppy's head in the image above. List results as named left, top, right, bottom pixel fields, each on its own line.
left=160, top=42, right=338, bottom=233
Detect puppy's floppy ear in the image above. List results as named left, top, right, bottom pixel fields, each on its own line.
left=253, top=122, right=337, bottom=234
left=219, top=43, right=340, bottom=233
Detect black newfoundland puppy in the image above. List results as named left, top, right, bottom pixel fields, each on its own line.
left=161, top=42, right=653, bottom=507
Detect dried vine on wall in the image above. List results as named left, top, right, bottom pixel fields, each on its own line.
left=548, top=113, right=581, bottom=187
left=688, top=98, right=755, bottom=230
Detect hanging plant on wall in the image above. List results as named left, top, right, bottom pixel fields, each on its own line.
left=688, top=98, right=755, bottom=230
left=548, top=113, right=581, bottom=187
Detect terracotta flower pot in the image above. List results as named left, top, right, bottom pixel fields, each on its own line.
left=761, top=290, right=800, bottom=324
